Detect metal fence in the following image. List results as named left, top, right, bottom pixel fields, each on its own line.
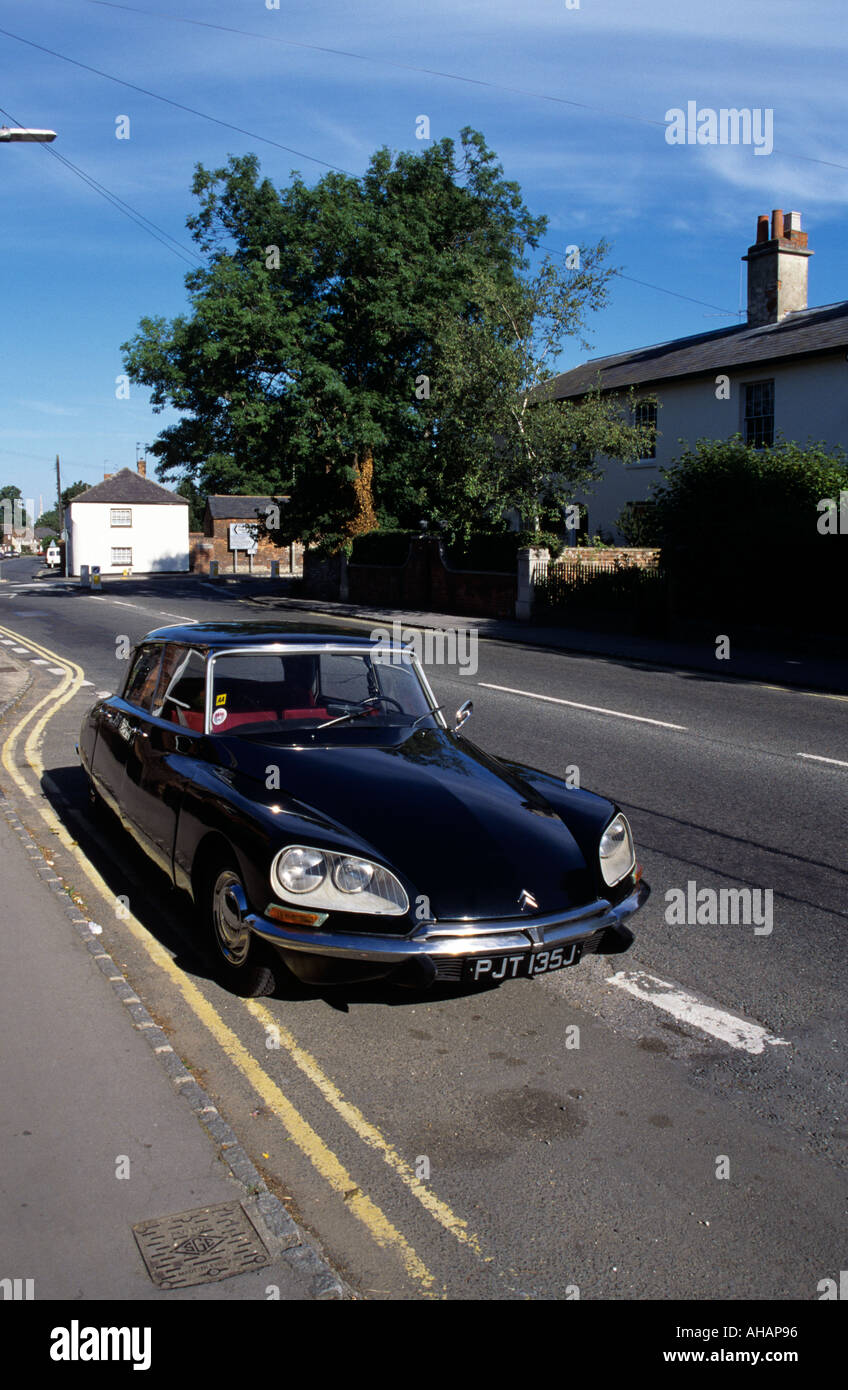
left=532, top=556, right=665, bottom=617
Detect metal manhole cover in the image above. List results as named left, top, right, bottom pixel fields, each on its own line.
left=132, top=1201, right=272, bottom=1288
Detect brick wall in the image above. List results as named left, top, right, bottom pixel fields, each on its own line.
left=189, top=528, right=303, bottom=575
left=550, top=546, right=661, bottom=569
left=347, top=537, right=516, bottom=618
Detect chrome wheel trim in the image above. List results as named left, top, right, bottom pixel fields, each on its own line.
left=212, top=869, right=252, bottom=967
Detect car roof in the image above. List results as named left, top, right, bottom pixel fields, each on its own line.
left=142, top=622, right=393, bottom=649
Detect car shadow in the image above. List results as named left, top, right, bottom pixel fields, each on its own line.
left=40, top=762, right=495, bottom=1011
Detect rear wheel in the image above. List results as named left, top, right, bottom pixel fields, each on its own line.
left=201, top=858, right=277, bottom=997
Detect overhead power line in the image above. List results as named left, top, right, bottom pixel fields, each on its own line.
left=80, top=0, right=848, bottom=174
left=1, top=23, right=737, bottom=310
left=0, top=24, right=354, bottom=175
left=0, top=100, right=200, bottom=266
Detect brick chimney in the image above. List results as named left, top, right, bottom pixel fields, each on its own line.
left=137, top=458, right=147, bottom=478
left=743, top=209, right=812, bottom=327
left=103, top=473, right=113, bottom=481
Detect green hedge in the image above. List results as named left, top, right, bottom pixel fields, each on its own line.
left=349, top=530, right=414, bottom=566
left=446, top=531, right=544, bottom=572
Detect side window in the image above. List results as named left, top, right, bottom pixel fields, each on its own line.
left=123, top=644, right=163, bottom=711
left=153, top=646, right=207, bottom=725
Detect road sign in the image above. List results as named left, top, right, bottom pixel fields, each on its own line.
left=228, top=523, right=258, bottom=554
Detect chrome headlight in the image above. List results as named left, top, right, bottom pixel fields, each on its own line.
left=599, top=813, right=635, bottom=888
left=276, top=846, right=326, bottom=894
left=271, top=845, right=409, bottom=916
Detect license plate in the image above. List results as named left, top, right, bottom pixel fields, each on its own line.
left=465, top=941, right=583, bottom=984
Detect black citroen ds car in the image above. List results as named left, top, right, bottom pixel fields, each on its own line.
left=78, top=623, right=649, bottom=995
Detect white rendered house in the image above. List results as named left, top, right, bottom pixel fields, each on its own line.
left=66, top=464, right=189, bottom=576
left=548, top=210, right=848, bottom=540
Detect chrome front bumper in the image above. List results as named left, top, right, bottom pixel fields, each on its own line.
left=246, top=880, right=650, bottom=963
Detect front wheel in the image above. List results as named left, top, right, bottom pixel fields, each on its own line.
left=202, top=860, right=277, bottom=997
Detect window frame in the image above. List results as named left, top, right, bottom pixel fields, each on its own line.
left=632, top=399, right=658, bottom=462
left=110, top=508, right=132, bottom=527
left=122, top=642, right=165, bottom=712
left=150, top=643, right=208, bottom=724
left=742, top=378, right=775, bottom=449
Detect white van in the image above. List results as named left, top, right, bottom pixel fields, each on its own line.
left=45, top=544, right=61, bottom=569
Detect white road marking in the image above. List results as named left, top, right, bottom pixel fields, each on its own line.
left=47, top=666, right=65, bottom=674
left=478, top=683, right=688, bottom=730
left=30, top=658, right=50, bottom=665
left=796, top=752, right=848, bottom=769
left=0, top=639, right=13, bottom=645
left=107, top=598, right=195, bottom=622
left=608, top=970, right=791, bottom=1055
left=11, top=646, right=29, bottom=654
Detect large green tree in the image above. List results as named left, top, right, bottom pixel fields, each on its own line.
left=122, top=129, right=649, bottom=549
left=427, top=260, right=653, bottom=537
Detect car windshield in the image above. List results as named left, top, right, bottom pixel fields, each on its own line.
left=208, top=648, right=439, bottom=739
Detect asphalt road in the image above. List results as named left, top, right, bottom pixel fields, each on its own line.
left=1, top=561, right=846, bottom=1300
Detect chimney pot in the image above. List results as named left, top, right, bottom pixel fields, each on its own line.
left=744, top=207, right=812, bottom=327
left=137, top=458, right=147, bottom=478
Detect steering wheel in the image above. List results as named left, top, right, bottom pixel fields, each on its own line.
left=353, top=695, right=405, bottom=715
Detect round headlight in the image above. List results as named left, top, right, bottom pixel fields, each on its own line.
left=277, top=847, right=326, bottom=894
left=333, top=857, right=375, bottom=894
left=599, top=813, right=635, bottom=887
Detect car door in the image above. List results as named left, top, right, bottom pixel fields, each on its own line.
left=91, top=642, right=164, bottom=819
left=121, top=644, right=208, bottom=876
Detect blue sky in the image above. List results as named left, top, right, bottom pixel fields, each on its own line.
left=2, top=0, right=846, bottom=517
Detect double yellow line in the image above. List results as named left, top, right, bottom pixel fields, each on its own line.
left=0, top=624, right=486, bottom=1296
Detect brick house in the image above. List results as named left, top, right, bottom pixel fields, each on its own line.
left=190, top=495, right=303, bottom=575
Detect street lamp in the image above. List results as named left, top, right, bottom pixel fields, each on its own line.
left=0, top=127, right=57, bottom=142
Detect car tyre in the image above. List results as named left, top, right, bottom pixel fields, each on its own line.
left=201, top=858, right=277, bottom=998
left=86, top=775, right=107, bottom=821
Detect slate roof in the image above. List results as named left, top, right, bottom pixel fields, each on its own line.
left=547, top=300, right=848, bottom=399
left=70, top=469, right=188, bottom=505
left=205, top=495, right=290, bottom=520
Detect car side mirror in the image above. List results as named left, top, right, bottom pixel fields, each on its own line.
left=454, top=700, right=473, bottom=732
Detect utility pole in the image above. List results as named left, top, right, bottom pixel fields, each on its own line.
left=56, top=454, right=62, bottom=535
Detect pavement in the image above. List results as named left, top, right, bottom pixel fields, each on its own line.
left=245, top=589, right=848, bottom=695
left=0, top=654, right=347, bottom=1301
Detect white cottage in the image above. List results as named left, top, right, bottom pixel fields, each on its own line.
left=548, top=210, right=848, bottom=540
left=66, top=463, right=189, bottom=576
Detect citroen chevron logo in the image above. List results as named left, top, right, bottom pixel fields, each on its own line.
left=518, top=889, right=538, bottom=911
